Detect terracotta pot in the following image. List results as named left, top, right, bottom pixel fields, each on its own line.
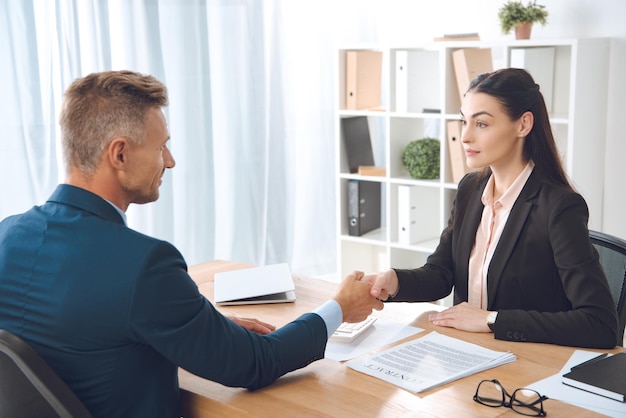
left=514, top=22, right=533, bottom=40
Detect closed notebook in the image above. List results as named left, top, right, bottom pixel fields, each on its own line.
left=562, top=352, right=626, bottom=402
left=214, top=263, right=296, bottom=305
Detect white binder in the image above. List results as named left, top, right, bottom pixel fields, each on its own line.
left=398, top=185, right=419, bottom=245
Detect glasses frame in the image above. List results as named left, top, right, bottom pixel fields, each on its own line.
left=473, top=379, right=548, bottom=417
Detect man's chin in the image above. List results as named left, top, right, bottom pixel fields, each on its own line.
left=132, top=192, right=159, bottom=205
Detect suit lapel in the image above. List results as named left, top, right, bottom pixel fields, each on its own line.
left=455, top=176, right=487, bottom=298
left=486, top=171, right=542, bottom=306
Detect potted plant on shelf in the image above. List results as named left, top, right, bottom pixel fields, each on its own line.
left=402, top=138, right=440, bottom=180
left=498, top=0, right=548, bottom=40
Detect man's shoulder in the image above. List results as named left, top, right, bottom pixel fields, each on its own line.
left=49, top=184, right=126, bottom=225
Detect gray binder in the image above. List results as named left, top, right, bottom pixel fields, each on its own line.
left=348, top=180, right=381, bottom=236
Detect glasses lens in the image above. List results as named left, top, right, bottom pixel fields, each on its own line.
left=476, top=380, right=505, bottom=406
left=511, top=388, right=545, bottom=417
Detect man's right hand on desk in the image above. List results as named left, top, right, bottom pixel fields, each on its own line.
left=333, top=271, right=384, bottom=323
left=228, top=315, right=276, bottom=335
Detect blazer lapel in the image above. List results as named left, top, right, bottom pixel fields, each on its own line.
left=454, top=176, right=487, bottom=299
left=486, top=171, right=542, bottom=306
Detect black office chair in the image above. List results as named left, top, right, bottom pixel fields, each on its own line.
left=0, top=329, right=92, bottom=418
left=589, top=230, right=626, bottom=347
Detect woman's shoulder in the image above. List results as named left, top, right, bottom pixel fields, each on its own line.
left=531, top=177, right=589, bottom=215
left=534, top=176, right=583, bottom=200
left=457, top=170, right=488, bottom=194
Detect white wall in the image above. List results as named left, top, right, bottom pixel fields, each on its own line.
left=322, top=0, right=626, bottom=239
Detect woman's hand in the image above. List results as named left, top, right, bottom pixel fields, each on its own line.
left=362, top=269, right=399, bottom=301
left=428, top=302, right=492, bottom=333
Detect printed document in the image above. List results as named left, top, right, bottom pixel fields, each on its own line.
left=346, top=331, right=516, bottom=393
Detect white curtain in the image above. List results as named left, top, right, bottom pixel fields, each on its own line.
left=0, top=0, right=380, bottom=277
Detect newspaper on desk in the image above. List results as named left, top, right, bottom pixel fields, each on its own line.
left=346, top=331, right=516, bottom=393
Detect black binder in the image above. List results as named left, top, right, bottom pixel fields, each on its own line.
left=342, top=116, right=375, bottom=174
left=348, top=180, right=381, bottom=236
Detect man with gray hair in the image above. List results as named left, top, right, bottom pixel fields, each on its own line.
left=0, top=70, right=382, bottom=417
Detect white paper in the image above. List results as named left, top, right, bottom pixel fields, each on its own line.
left=373, top=301, right=446, bottom=325
left=346, top=331, right=516, bottom=393
left=527, top=350, right=626, bottom=418
left=325, top=318, right=423, bottom=362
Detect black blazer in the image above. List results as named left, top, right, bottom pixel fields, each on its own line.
left=393, top=170, right=618, bottom=348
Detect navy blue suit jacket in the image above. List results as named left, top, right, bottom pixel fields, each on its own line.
left=0, top=184, right=327, bottom=417
left=392, top=171, right=618, bottom=348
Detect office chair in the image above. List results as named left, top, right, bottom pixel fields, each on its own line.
left=0, top=329, right=92, bottom=418
left=589, top=230, right=626, bottom=347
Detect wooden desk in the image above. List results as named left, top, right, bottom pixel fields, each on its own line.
left=179, top=260, right=622, bottom=417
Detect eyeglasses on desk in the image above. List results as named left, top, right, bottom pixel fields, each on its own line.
left=473, top=378, right=548, bottom=416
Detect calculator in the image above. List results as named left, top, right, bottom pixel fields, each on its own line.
left=329, top=316, right=377, bottom=343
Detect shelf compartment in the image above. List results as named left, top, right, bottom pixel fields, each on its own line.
left=339, top=114, right=387, bottom=176
left=389, top=116, right=442, bottom=180
left=390, top=48, right=441, bottom=114
left=389, top=184, right=441, bottom=246
left=339, top=240, right=388, bottom=278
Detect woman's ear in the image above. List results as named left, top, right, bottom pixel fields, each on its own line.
left=519, top=111, right=534, bottom=137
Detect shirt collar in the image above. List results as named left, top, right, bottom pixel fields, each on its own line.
left=103, top=198, right=128, bottom=225
left=481, top=160, right=535, bottom=209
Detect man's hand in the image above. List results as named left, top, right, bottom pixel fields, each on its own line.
left=363, top=269, right=399, bottom=301
left=428, top=302, right=491, bottom=333
left=333, top=271, right=384, bottom=323
left=228, top=316, right=276, bottom=335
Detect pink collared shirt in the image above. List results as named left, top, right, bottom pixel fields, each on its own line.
left=467, top=161, right=535, bottom=309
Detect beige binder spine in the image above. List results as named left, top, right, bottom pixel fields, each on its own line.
left=447, top=120, right=478, bottom=183
left=345, top=50, right=382, bottom=110
left=452, top=48, right=493, bottom=101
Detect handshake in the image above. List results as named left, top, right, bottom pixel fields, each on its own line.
left=332, top=269, right=399, bottom=323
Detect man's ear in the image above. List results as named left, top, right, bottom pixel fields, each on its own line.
left=519, top=111, right=534, bottom=137
left=107, top=137, right=129, bottom=169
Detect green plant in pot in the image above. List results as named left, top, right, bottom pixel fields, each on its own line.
left=498, top=1, right=548, bottom=40
left=402, top=138, right=440, bottom=180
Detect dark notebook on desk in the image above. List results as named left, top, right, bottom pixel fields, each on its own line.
left=562, top=352, right=626, bottom=402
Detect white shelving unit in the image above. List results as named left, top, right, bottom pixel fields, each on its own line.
left=335, top=39, right=610, bottom=305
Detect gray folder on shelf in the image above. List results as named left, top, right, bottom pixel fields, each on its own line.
left=341, top=116, right=375, bottom=174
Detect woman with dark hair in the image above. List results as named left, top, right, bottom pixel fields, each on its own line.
left=365, top=68, right=618, bottom=348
